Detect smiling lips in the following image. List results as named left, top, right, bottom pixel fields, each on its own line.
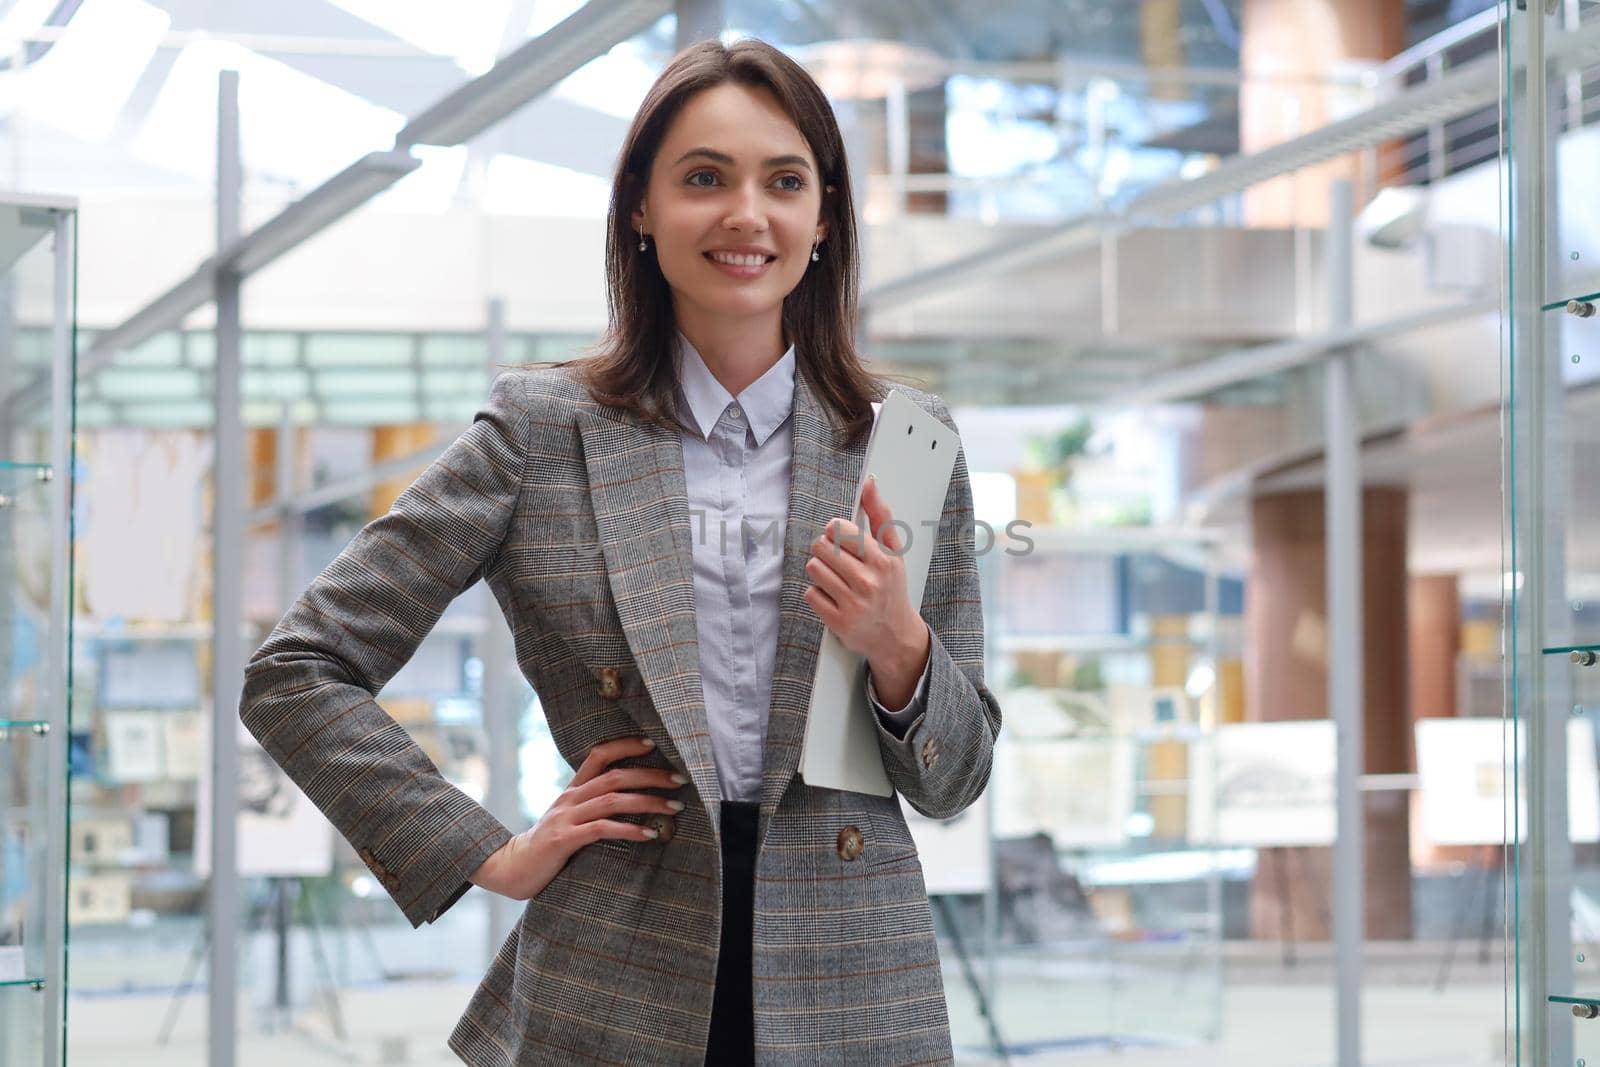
left=704, top=248, right=777, bottom=278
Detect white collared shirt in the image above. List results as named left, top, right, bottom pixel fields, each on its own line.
left=671, top=333, right=926, bottom=803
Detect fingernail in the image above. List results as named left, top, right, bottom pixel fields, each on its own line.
left=640, top=738, right=655, bottom=749
left=868, top=472, right=876, bottom=482
left=667, top=800, right=685, bottom=812
left=645, top=828, right=660, bottom=839
left=670, top=773, right=688, bottom=785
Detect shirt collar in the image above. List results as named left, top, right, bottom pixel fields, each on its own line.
left=673, top=332, right=795, bottom=446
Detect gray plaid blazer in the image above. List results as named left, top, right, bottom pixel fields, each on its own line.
left=241, top=362, right=1003, bottom=1066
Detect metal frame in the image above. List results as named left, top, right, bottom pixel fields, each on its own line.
left=43, top=198, right=76, bottom=1067
left=862, top=18, right=1600, bottom=316
left=399, top=0, right=672, bottom=147
left=1508, top=5, right=1576, bottom=1065
left=2, top=0, right=665, bottom=421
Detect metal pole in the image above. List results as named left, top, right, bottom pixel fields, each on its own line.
left=275, top=407, right=298, bottom=609
left=1325, top=177, right=1363, bottom=1067
left=1515, top=5, right=1573, bottom=1063
left=840, top=99, right=872, bottom=349
left=482, top=298, right=522, bottom=960
left=1203, top=544, right=1224, bottom=1042
left=1425, top=55, right=1447, bottom=182
left=673, top=0, right=723, bottom=51
left=209, top=68, right=243, bottom=1067
left=42, top=206, right=74, bottom=1067
left=886, top=77, right=910, bottom=221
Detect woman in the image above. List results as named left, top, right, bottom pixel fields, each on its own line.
left=241, top=37, right=1001, bottom=1067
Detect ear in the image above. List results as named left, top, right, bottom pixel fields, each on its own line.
left=630, top=197, right=647, bottom=231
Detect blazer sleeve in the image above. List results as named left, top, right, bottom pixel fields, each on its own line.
left=870, top=396, right=1003, bottom=820
left=240, top=371, right=530, bottom=928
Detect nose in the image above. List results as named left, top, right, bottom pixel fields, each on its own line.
left=722, top=181, right=768, bottom=233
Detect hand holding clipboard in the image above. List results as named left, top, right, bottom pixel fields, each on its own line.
left=799, top=390, right=961, bottom=797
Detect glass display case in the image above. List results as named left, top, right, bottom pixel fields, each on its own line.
left=1504, top=5, right=1600, bottom=1064
left=0, top=194, right=77, bottom=1066
left=964, top=525, right=1234, bottom=1056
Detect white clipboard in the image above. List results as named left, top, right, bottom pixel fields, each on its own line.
left=798, top=389, right=960, bottom=796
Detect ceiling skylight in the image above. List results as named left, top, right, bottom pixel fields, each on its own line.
left=327, top=0, right=514, bottom=75
left=133, top=40, right=404, bottom=189
left=9, top=0, right=169, bottom=141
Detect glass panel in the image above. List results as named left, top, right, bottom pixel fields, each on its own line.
left=982, top=529, right=1227, bottom=1051
left=0, top=197, right=74, bottom=1066
left=1506, top=4, right=1600, bottom=1063
left=0, top=723, right=50, bottom=1062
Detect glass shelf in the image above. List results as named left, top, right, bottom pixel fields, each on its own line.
left=0, top=979, right=44, bottom=991
left=0, top=463, right=52, bottom=506
left=1542, top=291, right=1600, bottom=313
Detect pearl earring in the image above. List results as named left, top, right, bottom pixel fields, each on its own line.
left=638, top=227, right=647, bottom=252
left=811, top=239, right=821, bottom=262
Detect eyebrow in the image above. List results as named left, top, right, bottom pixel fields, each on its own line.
left=669, top=147, right=813, bottom=172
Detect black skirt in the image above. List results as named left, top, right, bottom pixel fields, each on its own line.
left=704, top=799, right=759, bottom=1066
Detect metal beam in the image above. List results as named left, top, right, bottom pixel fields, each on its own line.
left=1107, top=297, right=1495, bottom=406
left=399, top=0, right=672, bottom=147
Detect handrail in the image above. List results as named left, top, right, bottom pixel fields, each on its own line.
left=1379, top=7, right=1500, bottom=83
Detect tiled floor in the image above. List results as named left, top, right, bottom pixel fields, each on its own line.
left=59, top=932, right=1512, bottom=1066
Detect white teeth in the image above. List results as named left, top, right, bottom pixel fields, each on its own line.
left=709, top=251, right=768, bottom=267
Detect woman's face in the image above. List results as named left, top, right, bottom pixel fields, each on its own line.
left=633, top=82, right=827, bottom=331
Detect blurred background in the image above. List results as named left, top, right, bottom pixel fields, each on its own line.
left=2, top=0, right=1586, bottom=1064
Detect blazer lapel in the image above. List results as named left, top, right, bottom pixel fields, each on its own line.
left=758, top=367, right=868, bottom=841
left=577, top=405, right=722, bottom=827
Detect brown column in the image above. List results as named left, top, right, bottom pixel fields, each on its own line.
left=1240, top=0, right=1406, bottom=226
left=1407, top=574, right=1460, bottom=725
left=1245, top=487, right=1411, bottom=940
left=1408, top=574, right=1483, bottom=869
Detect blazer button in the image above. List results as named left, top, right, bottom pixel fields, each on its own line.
left=836, top=825, right=864, bottom=862
left=598, top=667, right=623, bottom=700
left=645, top=813, right=676, bottom=842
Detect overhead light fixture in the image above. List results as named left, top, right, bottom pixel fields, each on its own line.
left=398, top=0, right=672, bottom=147
left=789, top=38, right=945, bottom=101
left=221, top=149, right=421, bottom=275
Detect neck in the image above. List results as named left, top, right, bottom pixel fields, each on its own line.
left=674, top=305, right=787, bottom=397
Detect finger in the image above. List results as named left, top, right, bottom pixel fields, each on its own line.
left=570, top=736, right=655, bottom=788
left=877, top=515, right=903, bottom=555
left=804, top=554, right=854, bottom=606
left=570, top=789, right=685, bottom=826
left=804, top=584, right=840, bottom=621
left=814, top=532, right=870, bottom=587
left=568, top=765, right=686, bottom=805
left=580, top=818, right=663, bottom=844
left=861, top=476, right=892, bottom=539
left=822, top=518, right=868, bottom=560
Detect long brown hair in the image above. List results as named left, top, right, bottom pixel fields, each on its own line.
left=565, top=38, right=884, bottom=448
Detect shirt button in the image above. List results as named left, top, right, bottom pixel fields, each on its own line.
left=727, top=405, right=742, bottom=421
